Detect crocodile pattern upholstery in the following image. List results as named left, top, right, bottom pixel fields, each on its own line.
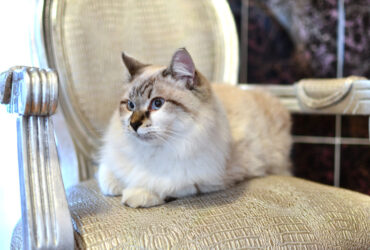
left=61, top=176, right=369, bottom=249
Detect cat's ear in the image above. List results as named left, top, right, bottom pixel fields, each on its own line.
left=169, top=48, right=196, bottom=84
left=121, top=52, right=147, bottom=77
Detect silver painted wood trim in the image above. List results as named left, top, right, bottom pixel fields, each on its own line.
left=6, top=68, right=58, bottom=116
left=17, top=117, right=74, bottom=250
left=293, top=135, right=370, bottom=145
left=1, top=67, right=74, bottom=250
left=297, top=78, right=353, bottom=109
left=211, top=0, right=239, bottom=85
left=240, top=77, right=370, bottom=115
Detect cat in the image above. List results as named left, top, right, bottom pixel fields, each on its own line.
left=98, top=48, right=292, bottom=208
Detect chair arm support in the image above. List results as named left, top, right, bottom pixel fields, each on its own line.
left=1, top=67, right=74, bottom=249
left=239, top=76, right=370, bottom=115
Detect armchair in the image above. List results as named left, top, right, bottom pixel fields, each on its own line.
left=3, top=0, right=369, bottom=249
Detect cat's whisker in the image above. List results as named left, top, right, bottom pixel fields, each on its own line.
left=165, top=130, right=185, bottom=138
left=164, top=130, right=191, bottom=143
left=152, top=130, right=185, bottom=143
left=147, top=126, right=184, bottom=138
left=142, top=127, right=177, bottom=138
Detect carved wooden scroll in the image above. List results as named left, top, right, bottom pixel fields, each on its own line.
left=1, top=67, right=74, bottom=249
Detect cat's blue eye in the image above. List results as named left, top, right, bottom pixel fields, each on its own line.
left=127, top=100, right=135, bottom=111
left=150, top=97, right=165, bottom=110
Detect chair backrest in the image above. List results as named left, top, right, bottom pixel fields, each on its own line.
left=31, top=0, right=239, bottom=181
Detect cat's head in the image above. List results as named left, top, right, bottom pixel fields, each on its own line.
left=118, top=48, right=213, bottom=145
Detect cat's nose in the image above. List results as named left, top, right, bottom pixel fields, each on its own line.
left=130, top=111, right=147, bottom=132
left=130, top=120, right=142, bottom=132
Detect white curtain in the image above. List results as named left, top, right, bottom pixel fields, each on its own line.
left=0, top=0, right=33, bottom=248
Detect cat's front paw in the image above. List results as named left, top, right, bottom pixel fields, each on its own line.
left=97, top=165, right=124, bottom=196
left=99, top=180, right=123, bottom=196
left=122, top=188, right=164, bottom=208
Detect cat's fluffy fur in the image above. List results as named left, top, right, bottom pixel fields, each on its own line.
left=98, top=48, right=292, bottom=208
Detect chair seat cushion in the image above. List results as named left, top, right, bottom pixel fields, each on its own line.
left=66, top=176, right=370, bottom=249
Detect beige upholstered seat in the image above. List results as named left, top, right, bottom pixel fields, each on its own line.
left=12, top=176, right=370, bottom=249
left=68, top=176, right=370, bottom=249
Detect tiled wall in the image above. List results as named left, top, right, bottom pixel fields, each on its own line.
left=228, top=0, right=370, bottom=195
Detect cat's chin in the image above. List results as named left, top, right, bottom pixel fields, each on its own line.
left=131, top=132, right=161, bottom=144
left=135, top=133, right=154, bottom=140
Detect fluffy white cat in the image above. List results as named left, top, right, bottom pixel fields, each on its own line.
left=98, top=48, right=292, bottom=208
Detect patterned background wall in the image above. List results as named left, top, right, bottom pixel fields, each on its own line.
left=228, top=0, right=370, bottom=195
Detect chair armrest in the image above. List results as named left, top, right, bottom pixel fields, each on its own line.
left=240, top=76, right=370, bottom=115
left=1, top=67, right=74, bottom=249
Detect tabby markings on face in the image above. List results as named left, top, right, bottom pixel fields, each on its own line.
left=125, top=73, right=190, bottom=114
left=133, top=77, right=155, bottom=98
left=128, top=77, right=157, bottom=101
left=165, top=99, right=190, bottom=113
left=120, top=73, right=193, bottom=135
